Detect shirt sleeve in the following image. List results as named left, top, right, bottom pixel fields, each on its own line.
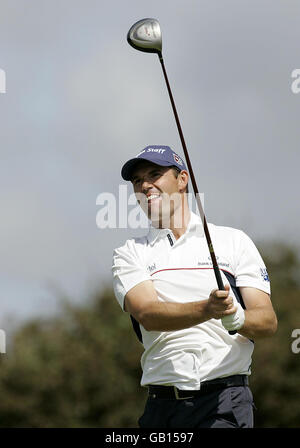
left=234, top=230, right=271, bottom=295
left=112, top=239, right=152, bottom=311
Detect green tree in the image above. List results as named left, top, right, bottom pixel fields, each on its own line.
left=0, top=243, right=299, bottom=427
left=0, top=288, right=146, bottom=427
left=251, top=243, right=300, bottom=427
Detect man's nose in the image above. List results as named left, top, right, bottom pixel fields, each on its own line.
left=141, top=178, right=153, bottom=191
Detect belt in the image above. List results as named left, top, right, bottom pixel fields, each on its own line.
left=148, top=375, right=249, bottom=400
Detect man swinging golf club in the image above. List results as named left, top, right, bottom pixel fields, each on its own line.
left=112, top=145, right=277, bottom=428
left=112, top=20, right=277, bottom=428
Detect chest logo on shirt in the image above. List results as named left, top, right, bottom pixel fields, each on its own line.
left=197, top=256, right=230, bottom=268
left=147, top=263, right=157, bottom=273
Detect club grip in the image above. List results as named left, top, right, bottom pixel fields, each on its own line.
left=213, top=265, right=224, bottom=291
left=213, top=266, right=237, bottom=335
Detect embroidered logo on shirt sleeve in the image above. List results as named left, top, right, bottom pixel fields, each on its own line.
left=260, top=268, right=270, bottom=282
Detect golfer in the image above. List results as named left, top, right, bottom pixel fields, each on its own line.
left=112, top=145, right=277, bottom=428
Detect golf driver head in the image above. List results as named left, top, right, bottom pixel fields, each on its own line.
left=127, top=18, right=162, bottom=54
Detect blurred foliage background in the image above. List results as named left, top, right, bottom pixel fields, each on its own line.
left=0, top=243, right=299, bottom=428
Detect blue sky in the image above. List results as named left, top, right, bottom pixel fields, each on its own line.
left=0, top=0, right=299, bottom=333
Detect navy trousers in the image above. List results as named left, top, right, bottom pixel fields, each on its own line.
left=138, top=386, right=255, bottom=428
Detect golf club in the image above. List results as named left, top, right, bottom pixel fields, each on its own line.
left=127, top=18, right=236, bottom=335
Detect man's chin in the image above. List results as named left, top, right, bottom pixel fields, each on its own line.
left=148, top=213, right=172, bottom=229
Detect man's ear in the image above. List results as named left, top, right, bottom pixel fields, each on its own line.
left=178, top=170, right=189, bottom=192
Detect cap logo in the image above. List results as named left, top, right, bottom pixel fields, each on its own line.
left=146, top=147, right=166, bottom=154
left=136, top=149, right=146, bottom=157
left=173, top=153, right=183, bottom=166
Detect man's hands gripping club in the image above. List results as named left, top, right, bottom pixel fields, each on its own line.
left=124, top=280, right=246, bottom=333
left=206, top=284, right=245, bottom=332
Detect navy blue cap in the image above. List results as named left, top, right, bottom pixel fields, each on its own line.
left=121, top=145, right=187, bottom=181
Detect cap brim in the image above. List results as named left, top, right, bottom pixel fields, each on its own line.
left=121, top=156, right=174, bottom=181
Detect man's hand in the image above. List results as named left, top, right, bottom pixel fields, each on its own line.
left=205, top=284, right=237, bottom=320
left=206, top=284, right=245, bottom=331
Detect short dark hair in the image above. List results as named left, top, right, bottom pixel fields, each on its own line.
left=171, top=167, right=189, bottom=194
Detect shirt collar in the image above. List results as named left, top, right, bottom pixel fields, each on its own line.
left=147, top=211, right=204, bottom=246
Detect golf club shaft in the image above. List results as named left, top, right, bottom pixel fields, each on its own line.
left=158, top=53, right=237, bottom=335
left=158, top=52, right=224, bottom=289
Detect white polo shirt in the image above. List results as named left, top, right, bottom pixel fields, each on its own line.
left=112, top=212, right=271, bottom=390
